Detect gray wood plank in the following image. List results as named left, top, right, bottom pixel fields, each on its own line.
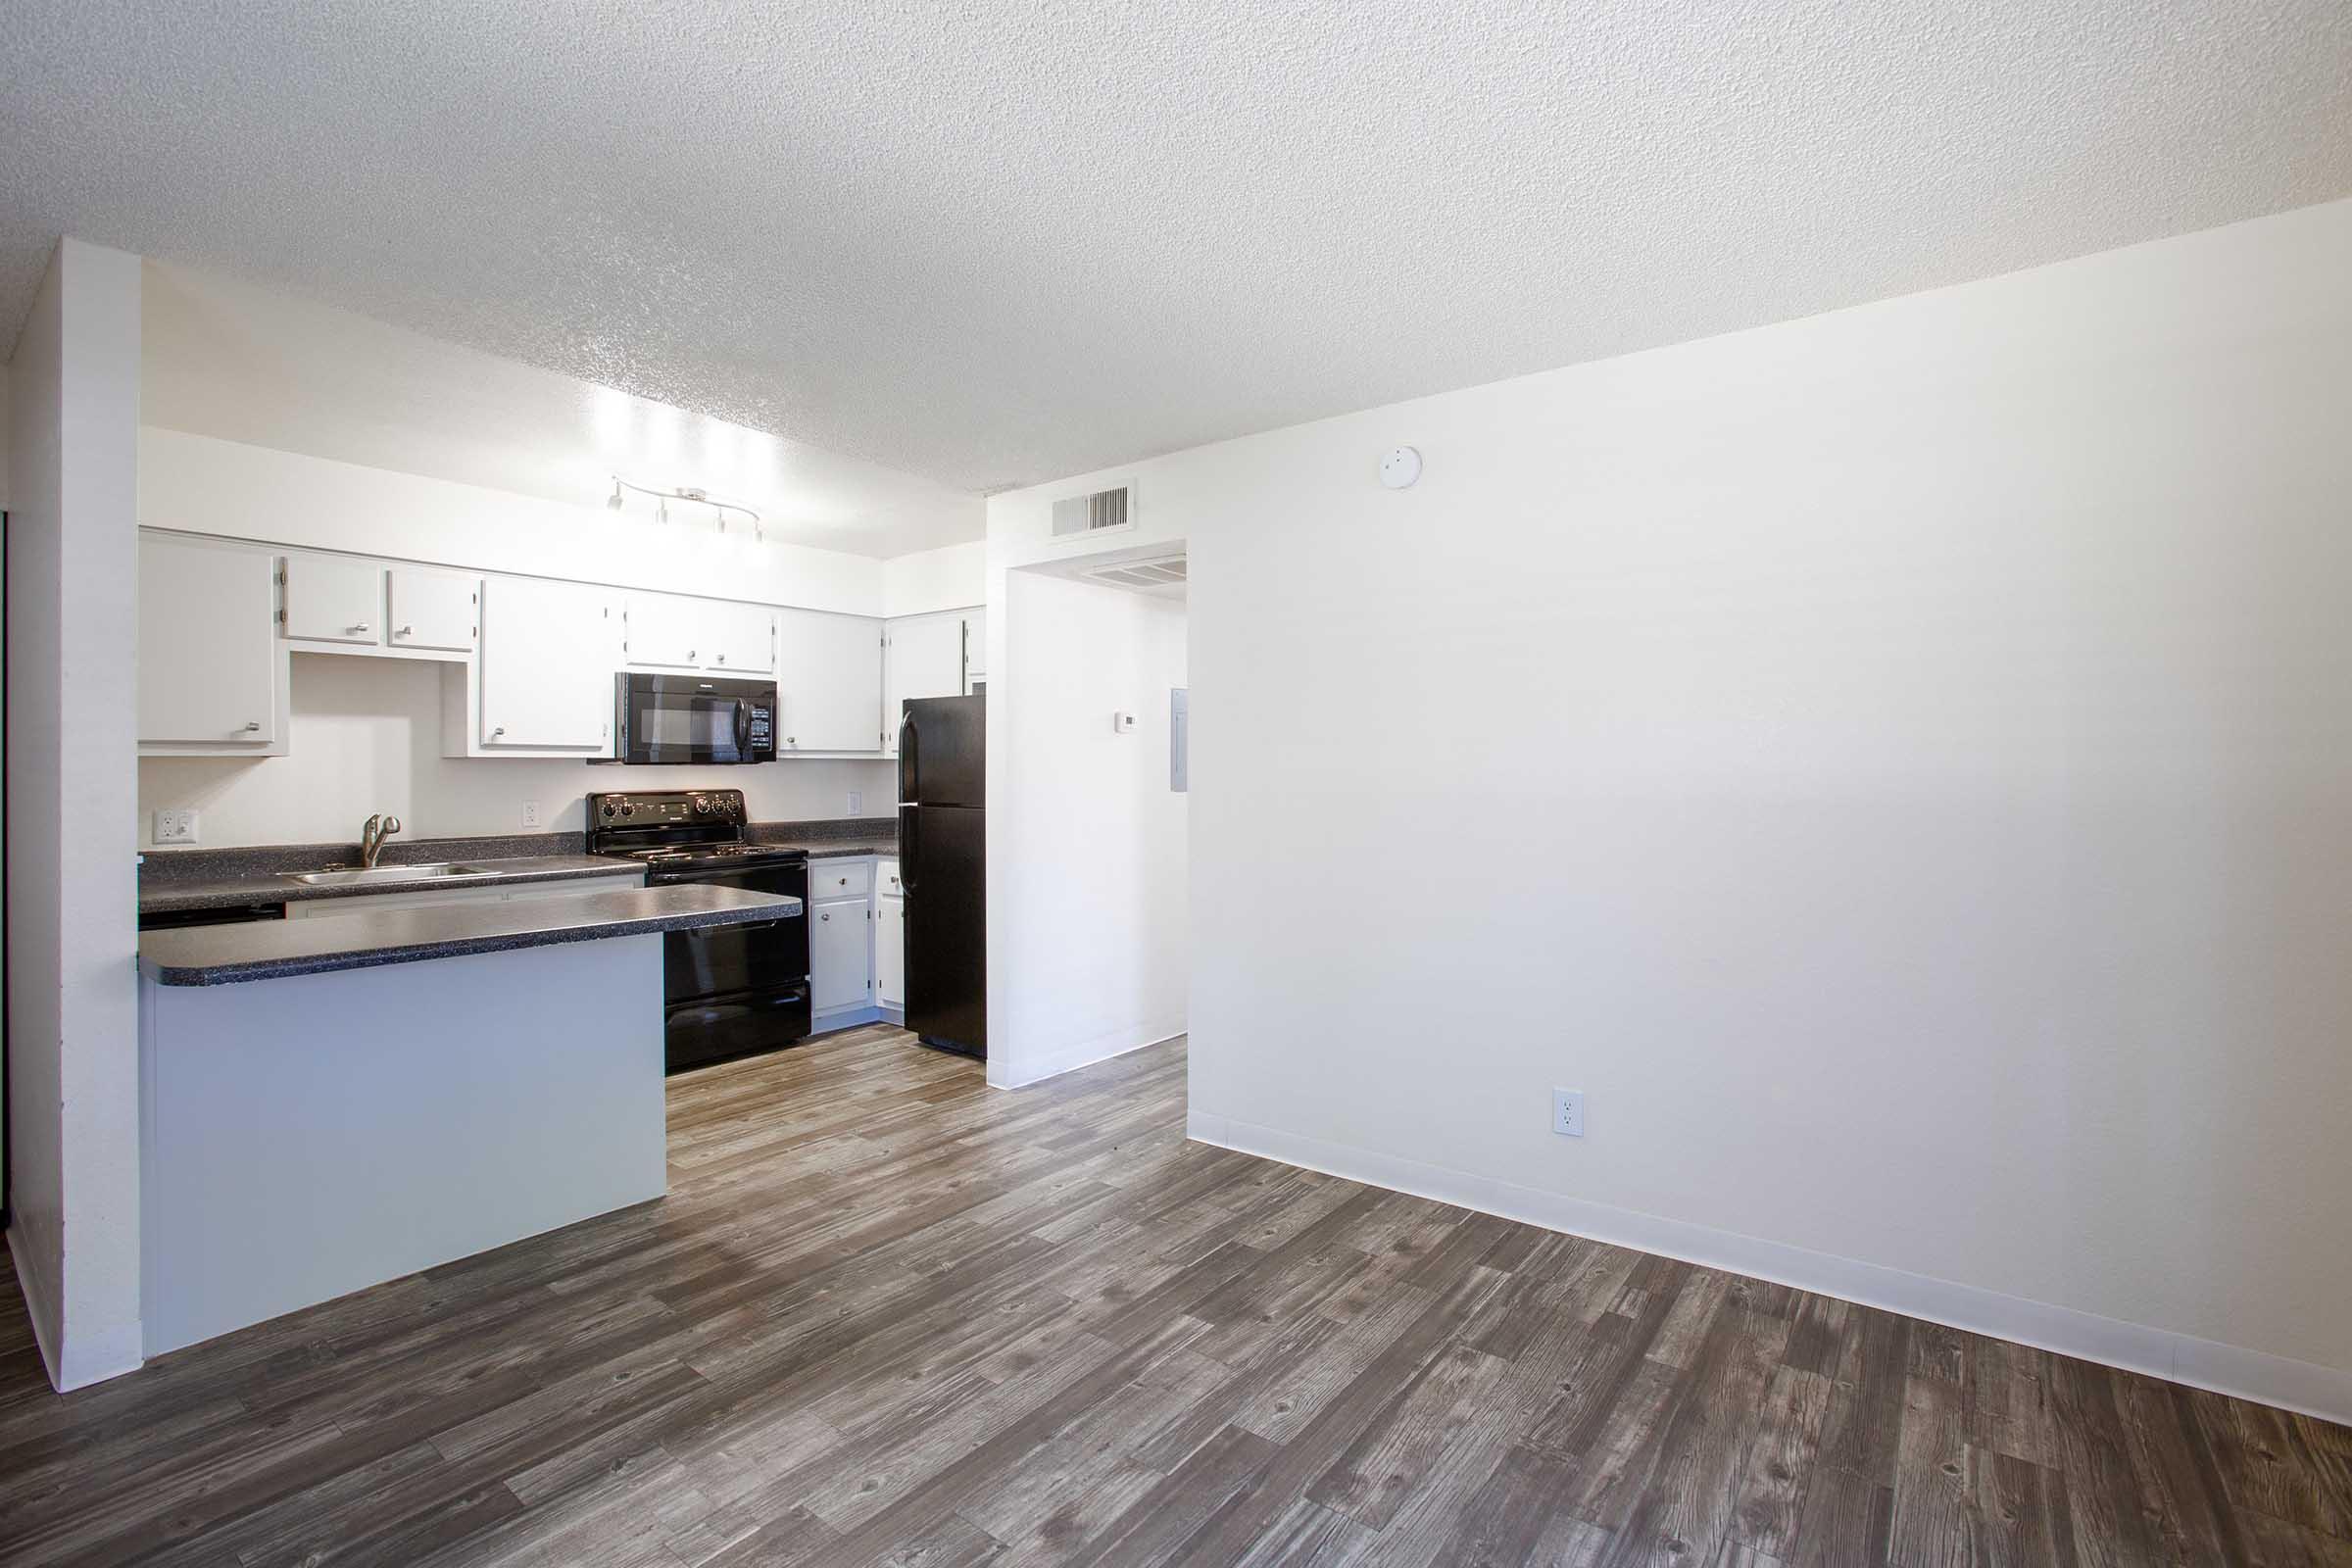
left=0, top=1027, right=2342, bottom=1568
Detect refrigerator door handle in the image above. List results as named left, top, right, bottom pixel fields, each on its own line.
left=899, top=811, right=917, bottom=893
left=898, top=708, right=918, bottom=804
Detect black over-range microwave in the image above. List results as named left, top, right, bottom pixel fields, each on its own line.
left=610, top=673, right=777, bottom=764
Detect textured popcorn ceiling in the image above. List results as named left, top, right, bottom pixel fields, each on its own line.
left=140, top=261, right=985, bottom=558
left=5, top=1, right=2350, bottom=501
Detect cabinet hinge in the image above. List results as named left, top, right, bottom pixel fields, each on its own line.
left=274, top=608, right=285, bottom=625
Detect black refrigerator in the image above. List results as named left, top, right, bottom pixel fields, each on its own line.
left=899, top=695, right=986, bottom=1057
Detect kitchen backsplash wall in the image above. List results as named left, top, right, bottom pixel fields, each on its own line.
left=137, top=650, right=898, bottom=850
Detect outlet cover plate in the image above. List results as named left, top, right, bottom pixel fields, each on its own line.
left=153, top=808, right=199, bottom=846
left=1551, top=1088, right=1585, bottom=1139
left=519, top=800, right=543, bottom=829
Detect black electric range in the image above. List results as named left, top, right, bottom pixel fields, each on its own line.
left=587, top=789, right=810, bottom=1071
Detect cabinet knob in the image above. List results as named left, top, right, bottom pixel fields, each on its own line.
left=348, top=623, right=370, bottom=634
left=397, top=624, right=413, bottom=636
left=686, top=649, right=696, bottom=660
left=820, top=911, right=830, bottom=921
left=243, top=721, right=262, bottom=732
left=491, top=726, right=506, bottom=738
left=786, top=736, right=797, bottom=746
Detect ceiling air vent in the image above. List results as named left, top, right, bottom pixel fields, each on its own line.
left=1052, top=484, right=1131, bottom=538
left=1079, top=556, right=1187, bottom=594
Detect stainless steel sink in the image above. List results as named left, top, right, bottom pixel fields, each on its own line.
left=280, top=862, right=501, bottom=887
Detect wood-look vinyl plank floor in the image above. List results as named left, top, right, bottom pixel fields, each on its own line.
left=1, top=1026, right=2347, bottom=1566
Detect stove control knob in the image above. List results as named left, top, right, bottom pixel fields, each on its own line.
left=620, top=804, right=634, bottom=816
left=693, top=797, right=711, bottom=815
left=602, top=805, right=615, bottom=817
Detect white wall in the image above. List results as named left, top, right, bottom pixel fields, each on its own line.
left=883, top=539, right=985, bottom=618
left=139, top=654, right=893, bottom=849
left=141, top=428, right=887, bottom=616
left=987, top=571, right=1188, bottom=1088
left=985, top=197, right=2352, bottom=1419
left=5, top=239, right=144, bottom=1390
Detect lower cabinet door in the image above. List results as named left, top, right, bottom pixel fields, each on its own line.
left=809, top=897, right=871, bottom=1013
left=875, top=895, right=906, bottom=1008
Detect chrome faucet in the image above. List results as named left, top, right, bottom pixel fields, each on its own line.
left=360, top=812, right=404, bottom=869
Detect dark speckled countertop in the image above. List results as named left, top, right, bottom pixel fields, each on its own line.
left=139, top=854, right=645, bottom=915
left=759, top=838, right=899, bottom=859
left=140, top=819, right=896, bottom=912
left=141, top=885, right=803, bottom=986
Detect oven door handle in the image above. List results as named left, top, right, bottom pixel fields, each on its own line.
left=676, top=915, right=791, bottom=938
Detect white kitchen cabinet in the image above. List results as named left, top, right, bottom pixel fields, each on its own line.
left=874, top=859, right=905, bottom=1011
left=474, top=577, right=619, bottom=751
left=139, top=534, right=285, bottom=753
left=883, top=613, right=965, bottom=755
left=708, top=603, right=774, bottom=674
left=809, top=895, right=871, bottom=1013
left=774, top=610, right=885, bottom=752
left=622, top=593, right=702, bottom=669
left=387, top=568, right=478, bottom=654
left=282, top=555, right=384, bottom=646
left=961, top=609, right=987, bottom=687
left=627, top=595, right=774, bottom=675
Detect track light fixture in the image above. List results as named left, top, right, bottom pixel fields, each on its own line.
left=606, top=475, right=762, bottom=542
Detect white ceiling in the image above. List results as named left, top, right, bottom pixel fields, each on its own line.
left=140, top=261, right=984, bottom=559
left=7, top=2, right=2350, bottom=498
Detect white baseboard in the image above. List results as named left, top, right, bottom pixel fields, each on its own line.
left=6, top=1227, right=143, bottom=1393
left=1186, top=1108, right=2352, bottom=1427
left=993, top=1028, right=1182, bottom=1090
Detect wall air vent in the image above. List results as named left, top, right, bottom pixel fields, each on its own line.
left=1075, top=554, right=1187, bottom=598
left=1052, top=484, right=1132, bottom=538
left=1080, top=557, right=1186, bottom=590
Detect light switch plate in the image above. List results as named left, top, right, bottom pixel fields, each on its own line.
left=153, top=808, right=199, bottom=846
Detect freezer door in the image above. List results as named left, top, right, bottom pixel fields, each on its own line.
left=899, top=696, right=986, bottom=808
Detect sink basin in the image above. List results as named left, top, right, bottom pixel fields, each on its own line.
left=280, top=862, right=502, bottom=887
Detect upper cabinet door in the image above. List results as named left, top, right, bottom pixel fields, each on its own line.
left=387, top=568, right=478, bottom=653
left=709, top=604, right=774, bottom=674
left=282, top=554, right=384, bottom=645
left=774, top=611, right=885, bottom=752
left=478, top=578, right=618, bottom=751
left=139, top=535, right=280, bottom=747
left=624, top=594, right=702, bottom=669
left=960, top=610, right=987, bottom=683
left=883, top=614, right=966, bottom=755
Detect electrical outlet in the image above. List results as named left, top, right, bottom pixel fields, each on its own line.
left=519, top=800, right=543, bottom=829
left=847, top=790, right=862, bottom=816
left=1551, top=1088, right=1585, bottom=1139
left=153, top=808, right=199, bottom=846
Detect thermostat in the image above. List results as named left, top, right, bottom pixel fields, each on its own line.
left=1379, top=446, right=1422, bottom=489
